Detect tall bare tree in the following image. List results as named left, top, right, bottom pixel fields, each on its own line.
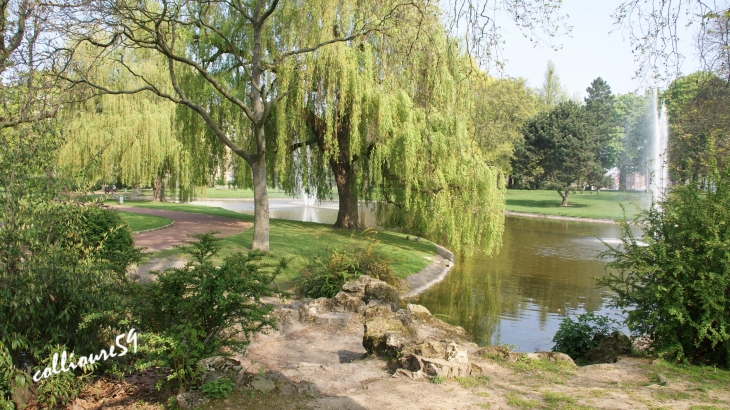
left=614, top=0, right=730, bottom=83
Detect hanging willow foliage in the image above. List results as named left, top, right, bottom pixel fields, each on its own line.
left=271, top=5, right=506, bottom=255
left=57, top=46, right=201, bottom=202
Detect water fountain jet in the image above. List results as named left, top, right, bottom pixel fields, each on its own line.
left=647, top=88, right=670, bottom=201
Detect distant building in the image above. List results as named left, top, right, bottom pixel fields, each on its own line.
left=625, top=172, right=646, bottom=191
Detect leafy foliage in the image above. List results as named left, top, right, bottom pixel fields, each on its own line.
left=131, top=232, right=280, bottom=389
left=512, top=100, right=602, bottom=205
left=296, top=239, right=401, bottom=299
left=552, top=313, right=622, bottom=359
left=664, top=72, right=730, bottom=182
left=598, top=168, right=730, bottom=366
left=199, top=377, right=234, bottom=399
left=81, top=206, right=143, bottom=276
left=0, top=125, right=135, bottom=408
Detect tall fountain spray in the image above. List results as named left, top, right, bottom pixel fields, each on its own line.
left=294, top=146, right=317, bottom=207
left=648, top=88, right=670, bottom=200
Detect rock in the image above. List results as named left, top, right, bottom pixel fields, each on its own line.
left=176, top=390, right=210, bottom=410
left=296, top=381, right=319, bottom=397
left=363, top=315, right=409, bottom=356
left=250, top=377, right=276, bottom=393
left=197, top=356, right=243, bottom=386
left=584, top=332, right=632, bottom=364
left=341, top=276, right=371, bottom=297
left=198, top=356, right=241, bottom=373
left=400, top=341, right=472, bottom=377
left=279, top=382, right=297, bottom=396
left=313, top=311, right=353, bottom=326
left=407, top=304, right=432, bottom=319
left=657, top=373, right=669, bottom=386
left=475, top=345, right=516, bottom=361
left=299, top=298, right=332, bottom=320
left=526, top=352, right=576, bottom=365
left=362, top=304, right=393, bottom=318
left=364, top=281, right=401, bottom=311
left=332, top=291, right=364, bottom=312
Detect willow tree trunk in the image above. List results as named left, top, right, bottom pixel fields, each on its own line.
left=331, top=158, right=359, bottom=228
left=307, top=111, right=360, bottom=229
left=153, top=172, right=165, bottom=202
left=251, top=153, right=270, bottom=250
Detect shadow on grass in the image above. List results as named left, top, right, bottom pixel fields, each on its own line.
left=506, top=199, right=589, bottom=209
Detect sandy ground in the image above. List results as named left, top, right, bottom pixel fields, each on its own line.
left=196, top=303, right=730, bottom=410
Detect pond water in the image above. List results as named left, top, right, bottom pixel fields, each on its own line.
left=193, top=198, right=630, bottom=352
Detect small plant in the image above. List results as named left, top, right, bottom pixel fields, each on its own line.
left=431, top=375, right=445, bottom=384
left=504, top=392, right=540, bottom=409
left=200, top=377, right=235, bottom=399
left=455, top=375, right=490, bottom=388
left=552, top=312, right=621, bottom=359
left=296, top=239, right=401, bottom=298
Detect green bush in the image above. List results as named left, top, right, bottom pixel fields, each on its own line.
left=81, top=206, right=143, bottom=276
left=200, top=377, right=234, bottom=399
left=296, top=240, right=401, bottom=299
left=0, top=130, right=134, bottom=407
left=131, top=232, right=281, bottom=389
left=552, top=312, right=621, bottom=359
left=598, top=168, right=730, bottom=366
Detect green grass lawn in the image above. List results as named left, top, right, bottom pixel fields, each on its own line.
left=506, top=189, right=651, bottom=221
left=116, top=201, right=435, bottom=289
left=118, top=211, right=173, bottom=232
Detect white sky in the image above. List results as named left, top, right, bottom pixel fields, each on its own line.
left=493, top=0, right=702, bottom=97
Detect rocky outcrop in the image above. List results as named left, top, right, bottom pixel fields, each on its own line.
left=280, top=275, right=576, bottom=381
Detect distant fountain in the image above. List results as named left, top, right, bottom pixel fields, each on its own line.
left=647, top=89, right=670, bottom=201
left=294, top=146, right=317, bottom=207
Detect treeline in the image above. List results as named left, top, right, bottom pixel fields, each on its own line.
left=509, top=61, right=730, bottom=206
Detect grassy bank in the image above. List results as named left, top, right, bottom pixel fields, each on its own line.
left=117, top=201, right=435, bottom=289
left=506, top=189, right=650, bottom=221
left=118, top=211, right=173, bottom=232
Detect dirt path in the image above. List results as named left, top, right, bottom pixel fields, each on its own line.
left=114, top=205, right=251, bottom=252
left=200, top=302, right=730, bottom=410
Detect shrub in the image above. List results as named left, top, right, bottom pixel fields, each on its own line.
left=0, top=131, right=133, bottom=407
left=296, top=239, right=401, bottom=299
left=200, top=377, right=234, bottom=399
left=80, top=206, right=143, bottom=276
left=598, top=167, right=730, bottom=366
left=552, top=312, right=621, bottom=359
left=131, top=232, right=281, bottom=389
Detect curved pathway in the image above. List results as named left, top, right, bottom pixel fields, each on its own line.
left=405, top=244, right=455, bottom=298
left=113, top=205, right=251, bottom=252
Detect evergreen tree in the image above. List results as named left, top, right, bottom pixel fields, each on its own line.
left=513, top=101, right=602, bottom=206
left=585, top=77, right=620, bottom=173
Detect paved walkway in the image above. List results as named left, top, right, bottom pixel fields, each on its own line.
left=114, top=205, right=251, bottom=252
left=405, top=244, right=455, bottom=298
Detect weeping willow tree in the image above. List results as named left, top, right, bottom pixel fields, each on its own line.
left=270, top=8, right=507, bottom=254
left=58, top=46, right=202, bottom=202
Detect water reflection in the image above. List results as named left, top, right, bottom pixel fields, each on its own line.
left=416, top=217, right=633, bottom=352
left=192, top=199, right=633, bottom=352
